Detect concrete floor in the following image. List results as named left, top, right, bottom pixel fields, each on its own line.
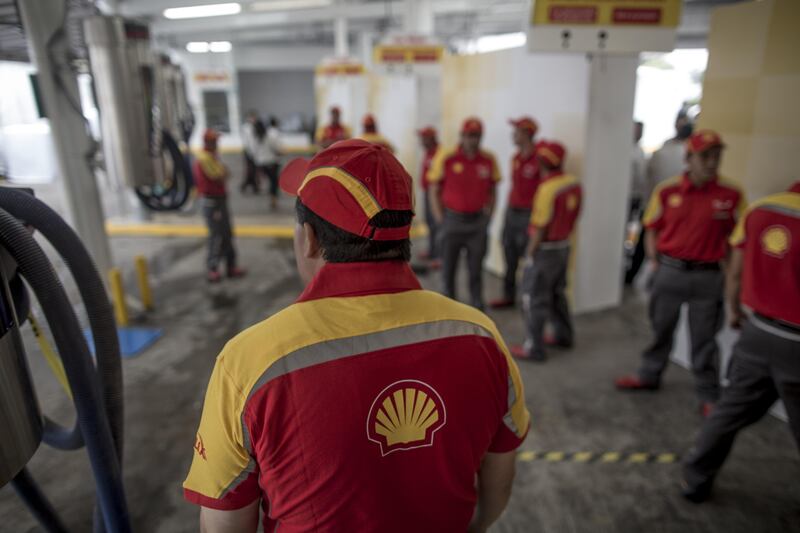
left=1, top=172, right=798, bottom=532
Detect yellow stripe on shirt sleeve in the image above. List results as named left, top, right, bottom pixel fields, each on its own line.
left=426, top=148, right=451, bottom=184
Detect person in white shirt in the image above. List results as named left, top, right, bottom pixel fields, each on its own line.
left=240, top=110, right=259, bottom=194
left=252, top=117, right=282, bottom=209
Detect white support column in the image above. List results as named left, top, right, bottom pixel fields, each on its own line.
left=18, top=0, right=113, bottom=275
left=573, top=53, right=639, bottom=314
left=360, top=32, right=374, bottom=69
left=334, top=16, right=349, bottom=57
left=404, top=0, right=434, bottom=36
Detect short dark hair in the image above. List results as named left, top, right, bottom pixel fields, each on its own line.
left=295, top=199, right=412, bottom=263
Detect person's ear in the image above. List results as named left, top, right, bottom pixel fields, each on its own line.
left=303, top=222, right=322, bottom=259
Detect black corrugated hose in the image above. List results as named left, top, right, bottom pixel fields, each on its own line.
left=0, top=205, right=130, bottom=533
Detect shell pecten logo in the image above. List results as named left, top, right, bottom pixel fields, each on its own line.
left=367, top=380, right=446, bottom=456
left=761, top=225, right=790, bottom=257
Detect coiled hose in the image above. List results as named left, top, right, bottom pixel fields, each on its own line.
left=0, top=207, right=130, bottom=533
left=0, top=187, right=123, bottom=457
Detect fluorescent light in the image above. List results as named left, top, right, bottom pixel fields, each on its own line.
left=164, top=3, right=241, bottom=20
left=209, top=41, right=232, bottom=53
left=475, top=32, right=526, bottom=54
left=250, top=0, right=332, bottom=11
left=186, top=41, right=210, bottom=53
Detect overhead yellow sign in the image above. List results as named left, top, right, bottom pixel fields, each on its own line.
left=531, top=0, right=682, bottom=27
left=373, top=45, right=444, bottom=64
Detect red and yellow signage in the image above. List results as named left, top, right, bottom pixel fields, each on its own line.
left=531, top=0, right=682, bottom=27
left=315, top=62, right=365, bottom=76
left=373, top=44, right=444, bottom=64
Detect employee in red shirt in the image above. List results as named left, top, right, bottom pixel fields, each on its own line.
left=359, top=114, right=394, bottom=152
left=511, top=141, right=581, bottom=362
left=428, top=118, right=501, bottom=310
left=616, top=130, right=746, bottom=416
left=183, top=139, right=530, bottom=533
left=491, top=117, right=541, bottom=309
left=193, top=128, right=247, bottom=283
left=682, top=181, right=800, bottom=503
left=417, top=126, right=441, bottom=263
left=315, top=106, right=351, bottom=149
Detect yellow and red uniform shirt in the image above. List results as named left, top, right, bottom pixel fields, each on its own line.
left=420, top=145, right=439, bottom=192
left=315, top=123, right=351, bottom=145
left=427, top=147, right=501, bottom=214
left=729, top=187, right=800, bottom=327
left=508, top=150, right=541, bottom=210
left=528, top=172, right=582, bottom=242
left=359, top=132, right=395, bottom=152
left=643, top=174, right=745, bottom=263
left=183, top=261, right=530, bottom=532
left=193, top=150, right=228, bottom=198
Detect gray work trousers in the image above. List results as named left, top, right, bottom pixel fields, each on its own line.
left=683, top=319, right=800, bottom=488
left=440, top=210, right=489, bottom=309
left=202, top=196, right=236, bottom=273
left=423, top=191, right=440, bottom=259
left=501, top=208, right=531, bottom=302
left=639, top=263, right=724, bottom=402
left=521, top=246, right=573, bottom=358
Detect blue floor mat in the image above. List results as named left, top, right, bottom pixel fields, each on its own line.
left=84, top=327, right=163, bottom=359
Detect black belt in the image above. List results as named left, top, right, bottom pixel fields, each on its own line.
left=659, top=255, right=720, bottom=271
left=444, top=209, right=486, bottom=222
left=508, top=207, right=531, bottom=214
left=753, top=312, right=800, bottom=335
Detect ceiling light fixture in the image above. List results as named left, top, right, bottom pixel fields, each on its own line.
left=209, top=41, right=233, bottom=53
left=250, top=0, right=332, bottom=12
left=164, top=3, right=241, bottom=20
left=186, top=41, right=210, bottom=53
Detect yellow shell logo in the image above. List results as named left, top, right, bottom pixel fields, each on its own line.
left=761, top=225, right=790, bottom=257
left=452, top=162, right=464, bottom=174
left=703, top=132, right=716, bottom=142
left=566, top=194, right=578, bottom=211
left=367, top=380, right=446, bottom=456
left=668, top=194, right=683, bottom=208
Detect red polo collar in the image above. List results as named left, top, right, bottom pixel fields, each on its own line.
left=680, top=172, right=718, bottom=193
left=297, top=261, right=422, bottom=303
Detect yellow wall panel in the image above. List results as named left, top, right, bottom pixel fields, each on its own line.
left=753, top=75, right=800, bottom=137
left=763, top=0, right=800, bottom=76
left=744, top=136, right=800, bottom=199
left=704, top=0, right=770, bottom=79
left=699, top=77, right=758, bottom=135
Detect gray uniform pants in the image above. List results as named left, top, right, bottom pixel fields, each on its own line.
left=683, top=318, right=800, bottom=488
left=423, top=191, right=439, bottom=259
left=202, top=196, right=236, bottom=272
left=639, top=262, right=724, bottom=401
left=501, top=208, right=531, bottom=302
left=521, top=246, right=573, bottom=357
left=440, top=210, right=489, bottom=309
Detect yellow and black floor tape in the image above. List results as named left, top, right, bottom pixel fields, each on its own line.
left=517, top=451, right=679, bottom=464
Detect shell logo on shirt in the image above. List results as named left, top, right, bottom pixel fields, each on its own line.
left=478, top=165, right=491, bottom=179
left=567, top=194, right=578, bottom=211
left=761, top=225, right=790, bottom=258
left=367, top=380, right=447, bottom=456
left=523, top=165, right=536, bottom=178
left=452, top=162, right=464, bottom=174
left=668, top=193, right=683, bottom=208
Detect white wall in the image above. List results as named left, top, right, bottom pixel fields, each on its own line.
left=234, top=45, right=330, bottom=71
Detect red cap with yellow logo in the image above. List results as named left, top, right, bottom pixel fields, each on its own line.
left=509, top=116, right=538, bottom=135
left=536, top=140, right=566, bottom=168
left=461, top=117, right=483, bottom=135
left=279, top=139, right=414, bottom=241
left=687, top=129, right=725, bottom=153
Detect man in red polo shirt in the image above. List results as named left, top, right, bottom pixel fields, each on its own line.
left=193, top=128, right=247, bottom=283
left=681, top=181, right=800, bottom=503
left=183, top=139, right=530, bottom=533
left=417, top=126, right=441, bottom=263
left=511, top=141, right=581, bottom=362
left=491, top=117, right=541, bottom=309
left=428, top=117, right=501, bottom=310
left=616, top=130, right=746, bottom=415
left=315, top=106, right=351, bottom=148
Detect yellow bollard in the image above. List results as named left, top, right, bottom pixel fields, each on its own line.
left=109, top=267, right=129, bottom=327
left=134, top=255, right=154, bottom=311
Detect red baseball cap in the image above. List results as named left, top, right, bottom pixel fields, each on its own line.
left=203, top=128, right=220, bottom=143
left=279, top=139, right=414, bottom=241
left=536, top=140, right=566, bottom=167
left=687, top=129, right=725, bottom=153
left=363, top=114, right=376, bottom=127
left=417, top=126, right=437, bottom=138
left=461, top=117, right=483, bottom=135
left=509, top=116, right=538, bottom=135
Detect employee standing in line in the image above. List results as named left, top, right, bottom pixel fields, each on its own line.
left=428, top=118, right=501, bottom=310
left=615, top=130, right=746, bottom=417
left=490, top=117, right=541, bottom=309
left=315, top=106, right=351, bottom=149
left=359, top=114, right=394, bottom=152
left=681, top=181, right=800, bottom=503
left=418, top=126, right=441, bottom=264
left=193, top=128, right=247, bottom=283
left=511, top=141, right=582, bottom=362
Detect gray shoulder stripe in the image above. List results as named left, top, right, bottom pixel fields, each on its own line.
left=759, top=204, right=800, bottom=219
